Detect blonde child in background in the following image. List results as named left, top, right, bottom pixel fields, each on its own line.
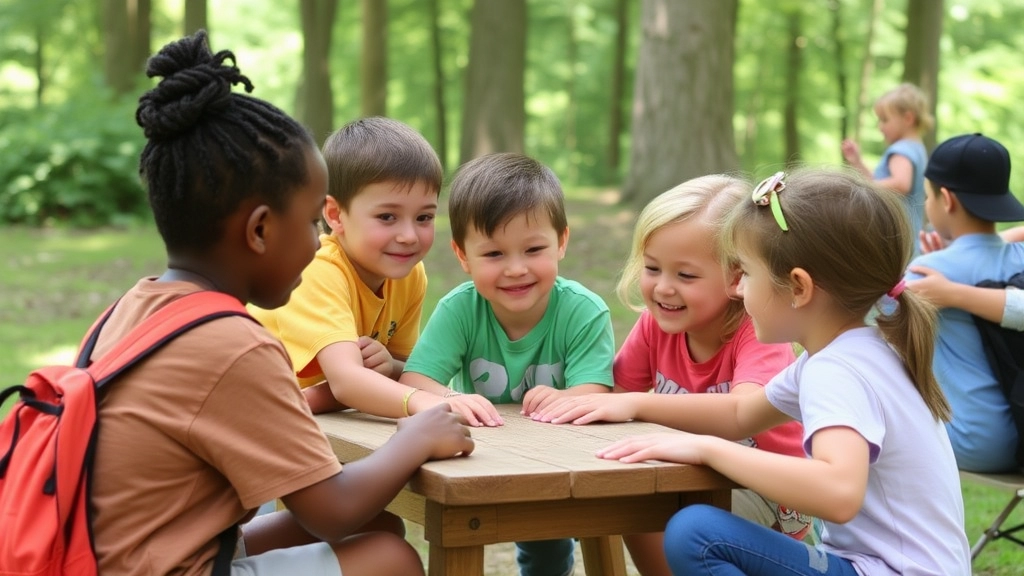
left=540, top=168, right=969, bottom=575
left=536, top=175, right=809, bottom=576
left=249, top=117, right=500, bottom=426
left=841, top=83, right=933, bottom=254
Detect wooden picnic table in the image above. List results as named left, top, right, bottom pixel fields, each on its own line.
left=315, top=404, right=736, bottom=576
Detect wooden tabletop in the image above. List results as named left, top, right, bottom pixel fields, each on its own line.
left=316, top=404, right=737, bottom=575
left=315, top=404, right=734, bottom=504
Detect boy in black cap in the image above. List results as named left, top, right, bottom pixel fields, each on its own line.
left=905, top=133, right=1024, bottom=473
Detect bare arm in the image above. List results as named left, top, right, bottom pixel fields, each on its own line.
left=536, top=387, right=791, bottom=442
left=873, top=154, right=914, bottom=195
left=600, top=425, right=868, bottom=523
left=280, top=404, right=474, bottom=542
left=317, top=341, right=446, bottom=418
left=399, top=371, right=503, bottom=427
left=907, top=265, right=1007, bottom=324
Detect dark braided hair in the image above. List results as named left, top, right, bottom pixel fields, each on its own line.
left=136, top=30, right=316, bottom=253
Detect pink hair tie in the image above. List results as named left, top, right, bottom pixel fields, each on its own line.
left=887, top=279, right=906, bottom=298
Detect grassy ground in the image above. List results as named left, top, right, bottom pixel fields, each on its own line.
left=1, top=189, right=1022, bottom=574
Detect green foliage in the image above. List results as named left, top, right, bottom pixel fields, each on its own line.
left=0, top=93, right=148, bottom=227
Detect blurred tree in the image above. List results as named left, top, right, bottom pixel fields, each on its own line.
left=361, top=0, right=387, bottom=117
left=459, top=0, right=526, bottom=164
left=299, top=0, right=338, bottom=144
left=184, top=0, right=207, bottom=36
left=102, top=0, right=149, bottom=96
left=903, top=0, right=943, bottom=149
left=623, top=0, right=739, bottom=206
left=784, top=7, right=802, bottom=167
left=606, top=0, right=629, bottom=183
left=427, top=0, right=447, bottom=170
left=852, top=0, right=883, bottom=145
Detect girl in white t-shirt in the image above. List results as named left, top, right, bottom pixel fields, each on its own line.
left=538, top=168, right=970, bottom=575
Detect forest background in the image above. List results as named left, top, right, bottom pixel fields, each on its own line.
left=2, top=0, right=1024, bottom=223
left=2, top=1, right=1024, bottom=574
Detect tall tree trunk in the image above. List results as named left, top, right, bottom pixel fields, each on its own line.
left=830, top=0, right=848, bottom=144
left=564, top=0, right=578, bottom=184
left=428, top=0, right=447, bottom=170
left=34, top=23, right=45, bottom=108
left=853, top=0, right=883, bottom=144
left=132, top=0, right=152, bottom=71
left=606, top=0, right=628, bottom=184
left=622, top=0, right=739, bottom=206
left=361, top=0, right=387, bottom=117
left=184, top=0, right=208, bottom=36
left=784, top=9, right=802, bottom=167
left=902, top=0, right=942, bottom=149
left=102, top=0, right=134, bottom=96
left=459, top=0, right=527, bottom=164
left=299, top=0, right=338, bottom=145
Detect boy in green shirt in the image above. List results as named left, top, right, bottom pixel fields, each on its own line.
left=401, top=152, right=614, bottom=576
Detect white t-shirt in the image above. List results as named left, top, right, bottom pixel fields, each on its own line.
left=766, top=327, right=970, bottom=576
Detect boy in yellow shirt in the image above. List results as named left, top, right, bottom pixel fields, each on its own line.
left=250, top=117, right=500, bottom=426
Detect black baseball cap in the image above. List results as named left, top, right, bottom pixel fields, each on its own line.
left=924, top=133, right=1024, bottom=222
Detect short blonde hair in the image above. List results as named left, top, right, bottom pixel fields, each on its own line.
left=617, top=174, right=749, bottom=339
left=876, top=83, right=935, bottom=133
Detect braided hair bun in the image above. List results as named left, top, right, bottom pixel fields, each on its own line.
left=136, top=30, right=254, bottom=142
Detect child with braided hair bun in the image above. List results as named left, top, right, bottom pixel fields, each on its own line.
left=540, top=168, right=969, bottom=575
left=90, top=30, right=473, bottom=576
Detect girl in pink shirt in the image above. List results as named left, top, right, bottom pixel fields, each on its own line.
left=536, top=175, right=809, bottom=576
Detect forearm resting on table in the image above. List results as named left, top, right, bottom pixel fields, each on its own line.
left=318, top=342, right=442, bottom=418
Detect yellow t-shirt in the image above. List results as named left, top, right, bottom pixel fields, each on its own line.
left=249, top=234, right=427, bottom=388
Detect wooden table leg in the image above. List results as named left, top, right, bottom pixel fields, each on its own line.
left=427, top=542, right=484, bottom=576
left=579, top=535, right=627, bottom=576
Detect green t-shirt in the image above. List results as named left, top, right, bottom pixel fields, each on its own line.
left=404, top=277, right=615, bottom=404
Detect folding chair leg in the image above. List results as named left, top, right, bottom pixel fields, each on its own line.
left=971, top=491, right=1024, bottom=559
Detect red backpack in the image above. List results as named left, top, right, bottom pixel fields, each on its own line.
left=0, top=291, right=250, bottom=576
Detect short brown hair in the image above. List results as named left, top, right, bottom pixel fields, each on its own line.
left=448, top=153, right=567, bottom=249
left=321, top=117, right=442, bottom=215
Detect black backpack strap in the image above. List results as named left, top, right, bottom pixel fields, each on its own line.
left=212, top=524, right=238, bottom=576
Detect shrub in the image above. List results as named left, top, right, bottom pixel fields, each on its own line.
left=0, top=94, right=148, bottom=227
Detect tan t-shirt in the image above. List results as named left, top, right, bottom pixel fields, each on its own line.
left=90, top=279, right=343, bottom=576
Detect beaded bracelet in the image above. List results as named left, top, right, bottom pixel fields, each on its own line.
left=443, top=391, right=463, bottom=398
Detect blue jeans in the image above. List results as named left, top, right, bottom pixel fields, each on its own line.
left=664, top=505, right=859, bottom=576
left=516, top=538, right=574, bottom=576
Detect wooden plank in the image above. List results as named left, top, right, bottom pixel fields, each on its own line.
left=579, top=535, right=627, bottom=576
left=422, top=494, right=683, bottom=547
left=427, top=543, right=484, bottom=576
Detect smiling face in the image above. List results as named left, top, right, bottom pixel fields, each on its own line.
left=639, top=218, right=735, bottom=340
left=453, top=209, right=567, bottom=334
left=330, top=180, right=438, bottom=293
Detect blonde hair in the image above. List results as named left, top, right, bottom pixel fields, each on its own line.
left=617, top=174, right=749, bottom=340
left=722, top=167, right=950, bottom=422
left=876, top=83, right=935, bottom=134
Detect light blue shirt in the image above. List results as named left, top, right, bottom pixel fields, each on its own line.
left=875, top=138, right=927, bottom=256
left=906, top=233, right=1024, bottom=471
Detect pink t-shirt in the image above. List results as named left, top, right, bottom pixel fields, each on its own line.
left=614, top=312, right=804, bottom=457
